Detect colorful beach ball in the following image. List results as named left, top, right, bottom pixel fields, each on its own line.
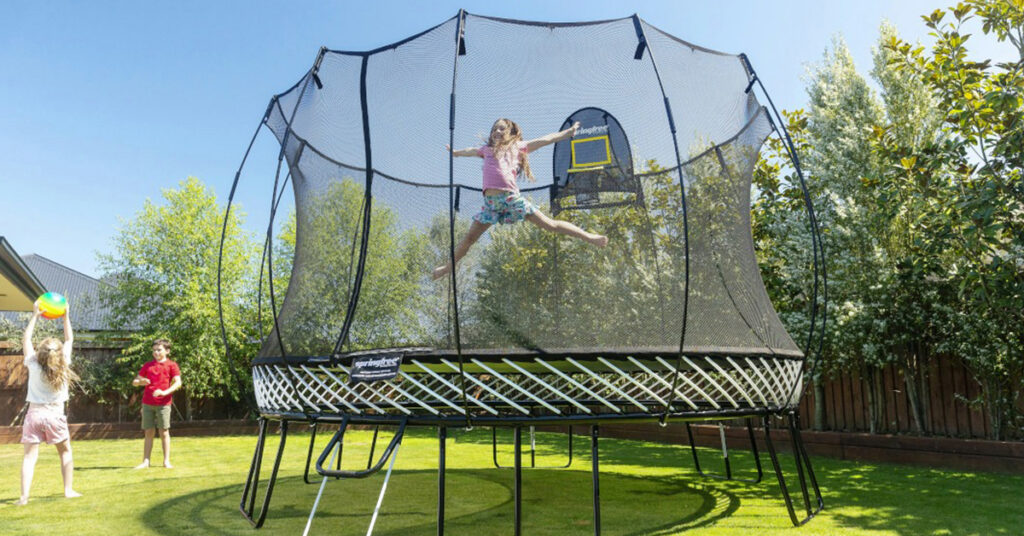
left=37, top=292, right=67, bottom=319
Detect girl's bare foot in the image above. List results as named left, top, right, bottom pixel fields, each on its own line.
left=133, top=460, right=150, bottom=469
left=588, top=234, right=609, bottom=247
left=65, top=490, right=82, bottom=498
left=431, top=265, right=450, bottom=280
left=16, top=497, right=28, bottom=506
left=163, top=462, right=173, bottom=469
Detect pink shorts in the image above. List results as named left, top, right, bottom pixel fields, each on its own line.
left=21, top=406, right=70, bottom=445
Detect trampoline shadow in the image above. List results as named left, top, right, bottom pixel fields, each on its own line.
left=143, top=469, right=739, bottom=535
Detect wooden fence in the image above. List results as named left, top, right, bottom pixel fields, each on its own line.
left=795, top=355, right=1022, bottom=439
left=1, top=344, right=245, bottom=425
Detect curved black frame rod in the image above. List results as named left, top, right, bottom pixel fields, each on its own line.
left=223, top=51, right=324, bottom=530
left=219, top=52, right=320, bottom=412
left=738, top=53, right=828, bottom=406
left=630, top=15, right=693, bottom=426
left=445, top=10, right=473, bottom=430
left=254, top=172, right=292, bottom=345
left=217, top=108, right=268, bottom=413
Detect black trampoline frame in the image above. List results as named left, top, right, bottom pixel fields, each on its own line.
left=221, top=9, right=827, bottom=534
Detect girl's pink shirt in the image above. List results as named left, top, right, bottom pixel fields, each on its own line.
left=478, top=141, right=528, bottom=193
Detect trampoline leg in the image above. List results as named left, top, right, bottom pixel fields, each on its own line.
left=790, top=413, right=823, bottom=516
left=305, top=421, right=344, bottom=481
left=762, top=413, right=824, bottom=526
left=686, top=418, right=763, bottom=483
left=491, top=427, right=501, bottom=468
left=514, top=426, right=522, bottom=536
left=438, top=426, right=446, bottom=536
left=240, top=419, right=289, bottom=528
left=368, top=425, right=380, bottom=470
left=591, top=425, right=600, bottom=536
left=303, top=422, right=318, bottom=484
left=241, top=418, right=267, bottom=520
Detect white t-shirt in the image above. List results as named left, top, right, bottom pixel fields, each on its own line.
left=24, top=343, right=72, bottom=406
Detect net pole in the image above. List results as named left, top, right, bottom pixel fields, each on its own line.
left=332, top=51, right=376, bottom=354
left=632, top=15, right=692, bottom=426
left=270, top=57, right=321, bottom=358
left=740, top=53, right=828, bottom=406
left=446, top=10, right=473, bottom=429
left=228, top=65, right=317, bottom=412
left=255, top=173, right=292, bottom=343
left=264, top=57, right=322, bottom=409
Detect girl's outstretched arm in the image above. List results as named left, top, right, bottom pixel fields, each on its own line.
left=525, top=121, right=580, bottom=153
left=23, top=301, right=41, bottom=360
left=62, top=299, right=73, bottom=347
left=446, top=144, right=481, bottom=158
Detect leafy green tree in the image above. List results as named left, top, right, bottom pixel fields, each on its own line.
left=267, top=179, right=431, bottom=356
left=97, top=177, right=258, bottom=419
left=802, top=35, right=912, bottom=432
left=885, top=0, right=1024, bottom=439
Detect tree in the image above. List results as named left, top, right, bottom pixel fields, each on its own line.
left=267, top=178, right=431, bottom=356
left=885, top=0, right=1024, bottom=439
left=97, top=177, right=259, bottom=419
left=802, top=35, right=911, bottom=433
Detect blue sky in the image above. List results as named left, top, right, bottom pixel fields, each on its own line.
left=1, top=0, right=1015, bottom=277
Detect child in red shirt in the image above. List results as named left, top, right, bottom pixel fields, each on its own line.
left=131, top=339, right=181, bottom=468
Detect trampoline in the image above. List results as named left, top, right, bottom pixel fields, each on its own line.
left=220, top=10, right=826, bottom=534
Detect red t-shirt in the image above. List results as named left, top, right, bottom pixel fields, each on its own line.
left=138, top=359, right=180, bottom=406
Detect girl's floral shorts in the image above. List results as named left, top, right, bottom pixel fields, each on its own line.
left=473, top=192, right=537, bottom=225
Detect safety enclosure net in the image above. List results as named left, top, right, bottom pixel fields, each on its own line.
left=255, top=13, right=801, bottom=364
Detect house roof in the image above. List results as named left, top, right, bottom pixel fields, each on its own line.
left=0, top=252, right=114, bottom=332
left=0, top=237, right=46, bottom=312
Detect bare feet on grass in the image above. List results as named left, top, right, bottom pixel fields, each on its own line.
left=65, top=490, right=82, bottom=498
left=163, top=462, right=173, bottom=469
left=16, top=497, right=28, bottom=506
left=134, top=460, right=150, bottom=469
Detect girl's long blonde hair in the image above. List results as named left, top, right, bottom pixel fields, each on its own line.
left=36, top=338, right=78, bottom=390
left=489, top=118, right=535, bottom=182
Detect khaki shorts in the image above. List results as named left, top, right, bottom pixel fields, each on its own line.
left=141, top=404, right=172, bottom=430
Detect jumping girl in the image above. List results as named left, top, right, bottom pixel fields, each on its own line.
left=432, top=118, right=608, bottom=280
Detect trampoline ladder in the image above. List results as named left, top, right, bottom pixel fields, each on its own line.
left=303, top=421, right=380, bottom=484
left=304, top=416, right=408, bottom=536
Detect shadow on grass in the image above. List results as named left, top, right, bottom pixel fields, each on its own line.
left=144, top=468, right=739, bottom=535
left=807, top=458, right=1024, bottom=535
left=461, top=426, right=1024, bottom=534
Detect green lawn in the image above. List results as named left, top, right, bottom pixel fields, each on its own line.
left=1, top=427, right=1021, bottom=535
